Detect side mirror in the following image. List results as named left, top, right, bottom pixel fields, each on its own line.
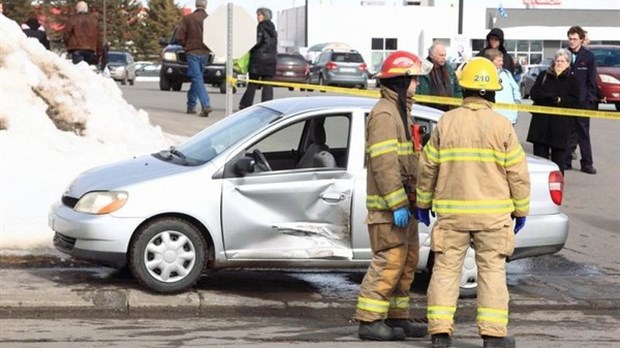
left=234, top=157, right=255, bottom=176
left=158, top=37, right=169, bottom=47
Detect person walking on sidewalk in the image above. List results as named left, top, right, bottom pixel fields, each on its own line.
left=238, top=7, right=277, bottom=110
left=354, top=50, right=432, bottom=341
left=416, top=42, right=462, bottom=112
left=564, top=25, right=597, bottom=174
left=416, top=57, right=530, bottom=348
left=176, top=0, right=213, bottom=117
left=63, top=1, right=102, bottom=65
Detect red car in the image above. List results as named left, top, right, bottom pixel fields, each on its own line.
left=273, top=53, right=309, bottom=91
left=590, top=45, right=620, bottom=111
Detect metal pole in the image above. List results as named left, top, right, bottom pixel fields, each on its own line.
left=458, top=0, right=463, bottom=35
left=225, top=3, right=234, bottom=116
left=103, top=0, right=107, bottom=46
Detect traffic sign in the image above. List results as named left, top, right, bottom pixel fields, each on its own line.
left=203, top=5, right=256, bottom=59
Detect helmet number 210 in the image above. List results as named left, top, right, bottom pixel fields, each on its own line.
left=474, top=74, right=490, bottom=82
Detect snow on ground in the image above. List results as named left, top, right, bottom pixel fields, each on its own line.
left=0, top=14, right=178, bottom=250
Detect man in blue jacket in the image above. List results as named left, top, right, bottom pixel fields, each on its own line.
left=564, top=26, right=597, bottom=174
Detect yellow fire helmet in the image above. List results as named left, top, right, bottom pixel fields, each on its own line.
left=457, top=57, right=503, bottom=91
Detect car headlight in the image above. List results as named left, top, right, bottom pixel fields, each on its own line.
left=599, top=74, right=620, bottom=84
left=74, top=191, right=128, bottom=215
left=162, top=52, right=177, bottom=61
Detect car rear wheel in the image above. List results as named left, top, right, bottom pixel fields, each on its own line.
left=129, top=218, right=207, bottom=294
left=159, top=69, right=172, bottom=91
left=616, top=103, right=620, bottom=111
left=319, top=75, right=327, bottom=93
left=427, top=247, right=478, bottom=298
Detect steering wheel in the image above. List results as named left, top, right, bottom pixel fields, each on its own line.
left=252, top=149, right=272, bottom=171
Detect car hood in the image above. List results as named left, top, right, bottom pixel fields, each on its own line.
left=107, top=63, right=126, bottom=68
left=64, top=154, right=191, bottom=198
left=597, top=66, right=620, bottom=79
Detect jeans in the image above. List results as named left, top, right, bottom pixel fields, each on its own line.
left=70, top=50, right=97, bottom=65
left=186, top=54, right=210, bottom=109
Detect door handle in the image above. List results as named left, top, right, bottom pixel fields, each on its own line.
left=320, top=192, right=345, bottom=202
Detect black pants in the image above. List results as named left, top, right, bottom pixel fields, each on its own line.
left=534, top=143, right=566, bottom=175
left=565, top=105, right=595, bottom=168
left=70, top=50, right=98, bottom=65
left=239, top=74, right=274, bottom=109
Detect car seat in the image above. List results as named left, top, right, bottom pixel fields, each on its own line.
left=296, top=121, right=336, bottom=168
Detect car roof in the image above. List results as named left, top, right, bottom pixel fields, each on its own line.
left=588, top=44, right=620, bottom=50
left=258, top=96, right=445, bottom=122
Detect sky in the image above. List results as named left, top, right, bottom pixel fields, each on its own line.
left=0, top=14, right=181, bottom=250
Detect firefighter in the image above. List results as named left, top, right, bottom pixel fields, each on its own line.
left=354, top=50, right=433, bottom=341
left=416, top=57, right=530, bottom=348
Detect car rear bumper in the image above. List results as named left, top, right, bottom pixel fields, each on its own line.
left=599, top=84, right=620, bottom=103
left=48, top=201, right=143, bottom=267
left=325, top=72, right=367, bottom=86
left=510, top=212, right=569, bottom=261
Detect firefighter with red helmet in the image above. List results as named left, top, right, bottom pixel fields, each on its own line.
left=354, top=50, right=433, bottom=341
left=417, top=57, right=530, bottom=348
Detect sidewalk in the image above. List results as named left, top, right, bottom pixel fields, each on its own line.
left=1, top=265, right=618, bottom=317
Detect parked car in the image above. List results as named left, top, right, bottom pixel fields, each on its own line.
left=136, top=63, right=161, bottom=78
left=273, top=53, right=309, bottom=91
left=519, top=64, right=549, bottom=99
left=308, top=49, right=368, bottom=89
left=106, top=51, right=136, bottom=86
left=589, top=44, right=620, bottom=111
left=159, top=30, right=237, bottom=94
left=49, top=97, right=568, bottom=295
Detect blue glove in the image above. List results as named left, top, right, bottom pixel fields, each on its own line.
left=416, top=208, right=431, bottom=227
left=393, top=207, right=411, bottom=228
left=514, top=216, right=526, bottom=234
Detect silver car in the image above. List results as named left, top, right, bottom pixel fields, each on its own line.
left=106, top=51, right=136, bottom=86
left=49, top=97, right=568, bottom=294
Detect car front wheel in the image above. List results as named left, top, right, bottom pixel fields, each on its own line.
left=129, top=218, right=207, bottom=294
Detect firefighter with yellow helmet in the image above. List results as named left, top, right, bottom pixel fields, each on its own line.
left=416, top=56, right=530, bottom=348
left=354, top=50, right=432, bottom=341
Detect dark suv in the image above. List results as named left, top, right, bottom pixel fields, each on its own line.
left=159, top=30, right=232, bottom=93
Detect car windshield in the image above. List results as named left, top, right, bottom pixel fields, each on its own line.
left=107, top=54, right=127, bottom=64
left=591, top=48, right=620, bottom=67
left=173, top=106, right=283, bottom=165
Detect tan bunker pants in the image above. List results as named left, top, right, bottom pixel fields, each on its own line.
left=426, top=223, right=515, bottom=337
left=355, top=221, right=419, bottom=322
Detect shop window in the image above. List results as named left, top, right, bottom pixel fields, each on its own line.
left=371, top=38, right=398, bottom=74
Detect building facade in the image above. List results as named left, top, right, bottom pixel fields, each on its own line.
left=277, top=0, right=620, bottom=73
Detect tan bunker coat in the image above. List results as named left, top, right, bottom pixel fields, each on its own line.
left=416, top=97, right=530, bottom=337
left=354, top=87, right=420, bottom=322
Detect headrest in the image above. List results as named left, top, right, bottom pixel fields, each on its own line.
left=311, top=123, right=326, bottom=145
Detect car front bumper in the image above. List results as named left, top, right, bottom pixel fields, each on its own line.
left=48, top=201, right=144, bottom=268
left=161, top=62, right=226, bottom=85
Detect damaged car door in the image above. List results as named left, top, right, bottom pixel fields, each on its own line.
left=221, top=113, right=355, bottom=260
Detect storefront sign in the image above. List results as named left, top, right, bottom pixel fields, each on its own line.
left=523, top=0, right=562, bottom=5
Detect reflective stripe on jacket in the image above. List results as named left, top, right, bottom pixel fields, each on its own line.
left=365, top=87, right=417, bottom=224
left=416, top=97, right=530, bottom=230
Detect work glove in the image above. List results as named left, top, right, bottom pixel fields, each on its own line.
left=513, top=216, right=526, bottom=234
left=416, top=208, right=435, bottom=227
left=393, top=207, right=411, bottom=228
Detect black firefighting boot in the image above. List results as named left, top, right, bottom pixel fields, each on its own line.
left=482, top=335, right=516, bottom=348
left=358, top=320, right=406, bottom=341
left=384, top=318, right=427, bottom=337
left=431, top=333, right=452, bottom=348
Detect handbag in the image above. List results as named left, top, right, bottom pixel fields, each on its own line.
left=233, top=52, right=250, bottom=74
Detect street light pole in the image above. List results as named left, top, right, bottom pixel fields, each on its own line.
left=103, top=0, right=107, bottom=46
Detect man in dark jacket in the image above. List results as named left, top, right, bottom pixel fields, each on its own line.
left=176, top=0, right=212, bottom=117
left=239, top=7, right=277, bottom=110
left=477, top=28, right=515, bottom=74
left=564, top=25, right=597, bottom=174
left=63, top=1, right=102, bottom=65
left=21, top=12, right=50, bottom=50
left=416, top=42, right=462, bottom=111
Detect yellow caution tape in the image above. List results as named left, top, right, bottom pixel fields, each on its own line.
left=227, top=76, right=619, bottom=121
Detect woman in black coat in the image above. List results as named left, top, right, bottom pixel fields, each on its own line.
left=526, top=49, right=580, bottom=174
left=239, top=7, right=278, bottom=110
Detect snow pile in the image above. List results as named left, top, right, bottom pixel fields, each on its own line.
left=0, top=15, right=176, bottom=249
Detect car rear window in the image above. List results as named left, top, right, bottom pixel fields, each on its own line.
left=332, top=53, right=364, bottom=63
left=278, top=55, right=306, bottom=65
left=591, top=48, right=620, bottom=67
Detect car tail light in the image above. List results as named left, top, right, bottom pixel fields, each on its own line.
left=326, top=61, right=338, bottom=70
left=549, top=171, right=563, bottom=205
left=359, top=63, right=367, bottom=71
